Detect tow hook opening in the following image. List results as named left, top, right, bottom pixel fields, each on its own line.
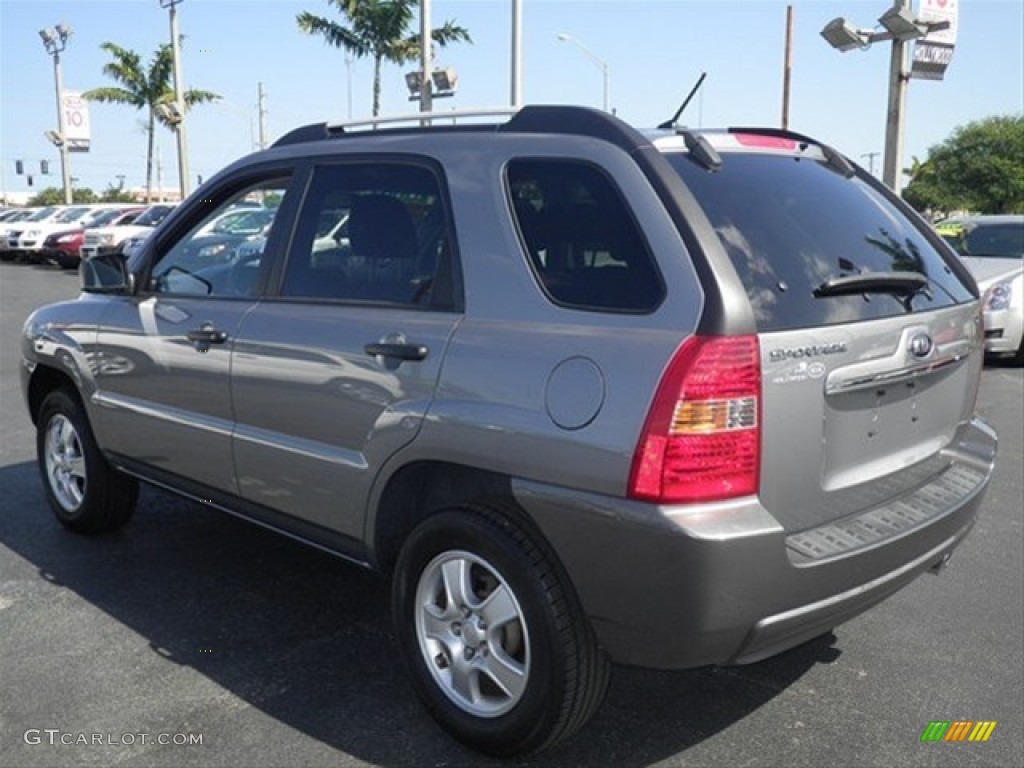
left=928, top=552, right=953, bottom=575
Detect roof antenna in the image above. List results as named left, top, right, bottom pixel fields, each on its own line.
left=657, top=72, right=707, bottom=130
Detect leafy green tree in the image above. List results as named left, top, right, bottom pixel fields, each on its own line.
left=901, top=156, right=955, bottom=219
left=100, top=185, right=139, bottom=203
left=904, top=115, right=1024, bottom=215
left=297, top=0, right=471, bottom=116
left=84, top=41, right=218, bottom=202
left=27, top=187, right=98, bottom=205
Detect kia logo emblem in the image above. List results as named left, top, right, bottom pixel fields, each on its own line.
left=909, top=333, right=934, bottom=358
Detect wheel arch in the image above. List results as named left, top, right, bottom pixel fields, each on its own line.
left=27, top=364, right=81, bottom=425
left=371, top=461, right=548, bottom=574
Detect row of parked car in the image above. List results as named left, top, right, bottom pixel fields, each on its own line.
left=0, top=200, right=284, bottom=273
left=0, top=202, right=177, bottom=268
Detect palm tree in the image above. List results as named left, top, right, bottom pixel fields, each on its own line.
left=297, top=0, right=471, bottom=117
left=84, top=41, right=218, bottom=202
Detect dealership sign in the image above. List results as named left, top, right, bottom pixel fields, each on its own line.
left=912, top=0, right=958, bottom=80
left=61, top=90, right=91, bottom=152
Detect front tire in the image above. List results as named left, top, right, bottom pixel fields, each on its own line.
left=36, top=388, right=138, bottom=534
left=392, top=502, right=610, bottom=756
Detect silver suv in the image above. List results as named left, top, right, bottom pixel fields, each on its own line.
left=21, top=106, right=997, bottom=756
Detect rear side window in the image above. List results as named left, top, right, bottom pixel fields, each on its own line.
left=668, top=152, right=975, bottom=332
left=507, top=160, right=663, bottom=313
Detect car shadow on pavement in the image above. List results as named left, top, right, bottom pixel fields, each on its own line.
left=0, top=460, right=839, bottom=767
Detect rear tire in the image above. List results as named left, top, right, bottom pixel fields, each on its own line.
left=36, top=388, right=138, bottom=534
left=392, top=501, right=610, bottom=757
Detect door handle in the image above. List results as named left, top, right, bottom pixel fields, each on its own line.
left=187, top=324, right=229, bottom=344
left=364, top=342, right=428, bottom=362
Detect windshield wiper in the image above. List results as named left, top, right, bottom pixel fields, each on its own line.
left=814, top=270, right=928, bottom=299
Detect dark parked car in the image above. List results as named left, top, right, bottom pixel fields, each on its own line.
left=21, top=107, right=996, bottom=756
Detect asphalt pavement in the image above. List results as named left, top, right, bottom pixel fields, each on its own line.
left=0, top=260, right=1021, bottom=767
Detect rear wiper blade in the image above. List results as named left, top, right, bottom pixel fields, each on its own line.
left=814, top=270, right=928, bottom=298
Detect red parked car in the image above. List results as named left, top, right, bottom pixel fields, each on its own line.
left=43, top=206, right=145, bottom=269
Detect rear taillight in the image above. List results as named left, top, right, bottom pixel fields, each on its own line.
left=629, top=335, right=761, bottom=504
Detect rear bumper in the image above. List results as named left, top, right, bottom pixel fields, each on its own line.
left=513, top=418, right=996, bottom=669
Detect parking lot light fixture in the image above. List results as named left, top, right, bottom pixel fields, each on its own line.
left=39, top=22, right=73, bottom=204
left=819, top=0, right=946, bottom=194
left=878, top=3, right=927, bottom=40
left=821, top=18, right=870, bottom=52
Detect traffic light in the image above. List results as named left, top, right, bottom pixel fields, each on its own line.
left=41, top=160, right=49, bottom=175
left=15, top=160, right=24, bottom=175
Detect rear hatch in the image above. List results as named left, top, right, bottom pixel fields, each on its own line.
left=661, top=133, right=982, bottom=533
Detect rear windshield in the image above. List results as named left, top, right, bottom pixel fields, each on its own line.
left=667, top=152, right=974, bottom=332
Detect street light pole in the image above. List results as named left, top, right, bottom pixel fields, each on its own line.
left=557, top=33, right=609, bottom=112
left=883, top=5, right=910, bottom=191
left=511, top=0, right=522, bottom=106
left=257, top=82, right=268, bottom=150
left=160, top=0, right=190, bottom=200
left=419, top=0, right=432, bottom=114
left=39, top=25, right=73, bottom=205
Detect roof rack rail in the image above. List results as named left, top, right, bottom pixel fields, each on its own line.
left=326, top=106, right=519, bottom=134
left=271, top=105, right=648, bottom=153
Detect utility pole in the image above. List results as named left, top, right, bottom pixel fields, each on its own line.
left=781, top=5, right=793, bottom=130
left=257, top=82, right=268, bottom=150
left=860, top=152, right=881, bottom=176
left=344, top=56, right=354, bottom=119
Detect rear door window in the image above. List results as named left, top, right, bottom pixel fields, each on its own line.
left=507, top=160, right=664, bottom=313
left=278, top=161, right=459, bottom=310
left=668, top=152, right=974, bottom=331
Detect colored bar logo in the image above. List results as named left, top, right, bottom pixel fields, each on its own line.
left=921, top=721, right=997, bottom=742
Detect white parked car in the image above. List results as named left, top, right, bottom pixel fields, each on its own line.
left=11, top=205, right=123, bottom=263
left=938, top=214, right=1024, bottom=364
left=0, top=208, right=39, bottom=260
left=3, top=206, right=67, bottom=261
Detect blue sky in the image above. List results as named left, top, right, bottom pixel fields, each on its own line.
left=1, top=0, right=1021, bottom=198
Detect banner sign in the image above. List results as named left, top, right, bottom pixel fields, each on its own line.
left=62, top=90, right=91, bottom=152
left=912, top=0, right=959, bottom=80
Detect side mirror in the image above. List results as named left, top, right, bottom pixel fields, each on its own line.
left=80, top=252, right=135, bottom=294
